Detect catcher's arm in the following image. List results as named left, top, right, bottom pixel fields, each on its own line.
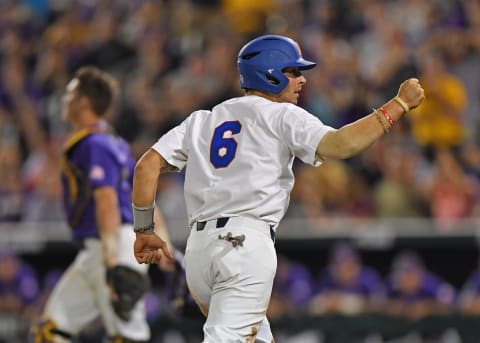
left=132, top=148, right=175, bottom=264
left=95, top=186, right=121, bottom=267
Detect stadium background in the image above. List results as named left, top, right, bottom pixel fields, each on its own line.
left=1, top=0, right=480, bottom=342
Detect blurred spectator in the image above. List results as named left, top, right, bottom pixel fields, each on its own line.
left=425, top=149, right=478, bottom=230
left=458, top=257, right=480, bottom=315
left=29, top=269, right=62, bottom=321
left=286, top=163, right=327, bottom=222
left=386, top=250, right=456, bottom=320
left=460, top=142, right=480, bottom=179
left=408, top=49, right=468, bottom=152
left=372, top=142, right=430, bottom=218
left=0, top=251, right=39, bottom=322
left=303, top=31, right=365, bottom=128
left=21, top=137, right=65, bottom=222
left=309, top=242, right=386, bottom=316
left=78, top=9, right=134, bottom=70
left=221, top=0, right=278, bottom=35
left=115, top=27, right=173, bottom=142
left=0, top=54, right=45, bottom=155
left=268, top=255, right=315, bottom=320
left=0, top=138, right=23, bottom=222
left=143, top=288, right=164, bottom=325
left=288, top=159, right=374, bottom=224
left=440, top=25, right=480, bottom=143
left=156, top=173, right=188, bottom=230
left=459, top=143, right=480, bottom=218
left=163, top=262, right=201, bottom=320
left=390, top=0, right=434, bottom=47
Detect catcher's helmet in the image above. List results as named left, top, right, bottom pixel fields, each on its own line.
left=237, top=35, right=316, bottom=94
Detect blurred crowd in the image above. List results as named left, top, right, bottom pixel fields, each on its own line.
left=270, top=243, right=463, bottom=321
left=1, top=0, right=480, bottom=340
left=1, top=0, right=480, bottom=227
left=0, top=0, right=480, bottom=229
left=0, top=0, right=477, bottom=227
left=3, top=243, right=480, bottom=341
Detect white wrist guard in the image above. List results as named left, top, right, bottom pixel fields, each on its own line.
left=132, top=202, right=155, bottom=233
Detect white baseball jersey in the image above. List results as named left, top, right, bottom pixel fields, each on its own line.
left=152, top=94, right=334, bottom=227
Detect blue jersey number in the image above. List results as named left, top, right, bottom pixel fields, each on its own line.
left=210, top=121, right=242, bottom=168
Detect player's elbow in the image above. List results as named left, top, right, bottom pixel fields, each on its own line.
left=133, top=160, right=148, bottom=180
left=336, top=140, right=363, bottom=159
left=317, top=130, right=360, bottom=160
left=134, top=149, right=162, bottom=179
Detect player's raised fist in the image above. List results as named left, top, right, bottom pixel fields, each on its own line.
left=397, top=78, right=425, bottom=111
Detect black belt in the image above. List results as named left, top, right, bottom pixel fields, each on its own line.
left=195, top=217, right=275, bottom=243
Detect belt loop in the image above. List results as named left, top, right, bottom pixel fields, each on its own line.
left=196, top=221, right=206, bottom=231
left=270, top=226, right=276, bottom=243
left=216, top=217, right=229, bottom=228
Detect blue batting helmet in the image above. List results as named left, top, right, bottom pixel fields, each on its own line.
left=237, top=35, right=316, bottom=94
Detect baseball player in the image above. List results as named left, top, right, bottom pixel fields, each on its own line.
left=30, top=66, right=174, bottom=343
left=131, top=35, right=425, bottom=342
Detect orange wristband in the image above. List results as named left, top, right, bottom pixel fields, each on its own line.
left=373, top=108, right=390, bottom=133
left=379, top=107, right=394, bottom=126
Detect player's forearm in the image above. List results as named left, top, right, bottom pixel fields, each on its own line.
left=132, top=149, right=162, bottom=207
left=95, top=187, right=121, bottom=266
left=132, top=149, right=167, bottom=234
left=317, top=99, right=405, bottom=159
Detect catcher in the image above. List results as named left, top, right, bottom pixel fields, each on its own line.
left=30, top=67, right=176, bottom=343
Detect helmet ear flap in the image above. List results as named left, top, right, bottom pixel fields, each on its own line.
left=245, top=67, right=288, bottom=94
left=264, top=68, right=289, bottom=93
left=266, top=73, right=280, bottom=85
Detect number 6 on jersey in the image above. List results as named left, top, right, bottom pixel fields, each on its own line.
left=210, top=121, right=242, bottom=168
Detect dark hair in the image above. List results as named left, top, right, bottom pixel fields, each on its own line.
left=74, top=66, right=119, bottom=117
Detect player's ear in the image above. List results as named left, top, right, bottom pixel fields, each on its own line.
left=78, top=95, right=91, bottom=111
left=74, top=94, right=92, bottom=109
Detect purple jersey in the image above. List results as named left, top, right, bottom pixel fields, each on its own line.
left=61, top=124, right=135, bottom=240
left=0, top=254, right=39, bottom=307
left=461, top=270, right=480, bottom=294
left=317, top=266, right=385, bottom=298
left=274, top=260, right=314, bottom=306
left=387, top=270, right=456, bottom=305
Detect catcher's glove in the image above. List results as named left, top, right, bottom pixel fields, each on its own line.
left=106, top=265, right=150, bottom=321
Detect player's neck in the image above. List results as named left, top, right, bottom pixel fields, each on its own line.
left=245, top=90, right=278, bottom=102
left=72, top=111, right=104, bottom=132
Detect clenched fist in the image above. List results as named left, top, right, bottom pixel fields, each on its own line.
left=397, top=78, right=425, bottom=111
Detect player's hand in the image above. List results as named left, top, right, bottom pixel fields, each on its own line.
left=397, top=78, right=425, bottom=111
left=134, top=232, right=174, bottom=264
left=158, top=248, right=184, bottom=273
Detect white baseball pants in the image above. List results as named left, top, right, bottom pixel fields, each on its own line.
left=184, top=216, right=277, bottom=342
left=43, top=225, right=150, bottom=341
